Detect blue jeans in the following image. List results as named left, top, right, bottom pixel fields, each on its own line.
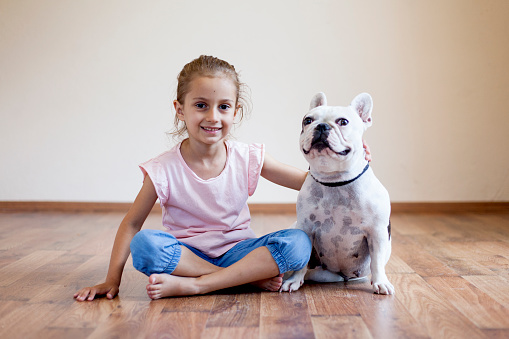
left=130, top=229, right=311, bottom=276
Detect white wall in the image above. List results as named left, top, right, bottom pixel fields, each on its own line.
left=1, top=0, right=508, bottom=203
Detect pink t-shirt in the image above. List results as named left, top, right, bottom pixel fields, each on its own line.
left=139, top=140, right=264, bottom=257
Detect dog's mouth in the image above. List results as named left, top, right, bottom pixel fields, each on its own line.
left=303, top=140, right=351, bottom=156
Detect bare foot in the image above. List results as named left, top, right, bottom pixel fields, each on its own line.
left=146, top=274, right=199, bottom=299
left=251, top=274, right=283, bottom=291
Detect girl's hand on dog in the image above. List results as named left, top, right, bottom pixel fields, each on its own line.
left=363, top=139, right=372, bottom=162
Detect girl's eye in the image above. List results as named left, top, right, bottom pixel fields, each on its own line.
left=303, top=117, right=313, bottom=125
left=195, top=103, right=207, bottom=109
left=337, top=118, right=349, bottom=126
left=219, top=104, right=230, bottom=110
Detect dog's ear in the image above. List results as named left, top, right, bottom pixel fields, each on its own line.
left=351, top=93, right=373, bottom=128
left=310, top=92, right=327, bottom=109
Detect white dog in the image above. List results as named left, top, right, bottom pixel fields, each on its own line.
left=281, top=92, right=394, bottom=295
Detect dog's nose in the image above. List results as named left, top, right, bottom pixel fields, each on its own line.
left=312, top=123, right=331, bottom=145
left=316, top=123, right=330, bottom=133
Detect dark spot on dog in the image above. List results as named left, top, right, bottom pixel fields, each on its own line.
left=322, top=217, right=335, bottom=232
left=388, top=220, right=392, bottom=240
left=340, top=216, right=352, bottom=235
left=314, top=228, right=322, bottom=242
left=341, top=216, right=363, bottom=236
left=322, top=263, right=328, bottom=270
left=307, top=184, right=324, bottom=206
left=331, top=235, right=343, bottom=247
left=319, top=252, right=324, bottom=257
left=310, top=184, right=323, bottom=199
left=353, top=253, right=359, bottom=258
left=310, top=214, right=316, bottom=221
left=326, top=188, right=351, bottom=208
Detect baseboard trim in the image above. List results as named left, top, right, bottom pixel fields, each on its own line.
left=0, top=201, right=137, bottom=213
left=0, top=201, right=297, bottom=214
left=390, top=202, right=509, bottom=214
left=0, top=201, right=508, bottom=214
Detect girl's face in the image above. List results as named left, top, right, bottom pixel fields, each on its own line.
left=175, top=76, right=238, bottom=147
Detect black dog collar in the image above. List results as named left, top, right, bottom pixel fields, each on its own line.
left=310, top=162, right=370, bottom=187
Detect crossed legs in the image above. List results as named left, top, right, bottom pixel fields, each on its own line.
left=146, top=246, right=281, bottom=299
left=130, top=229, right=311, bottom=299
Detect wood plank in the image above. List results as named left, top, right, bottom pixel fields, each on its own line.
left=391, top=273, right=485, bottom=338
left=425, top=276, right=509, bottom=329
left=18, top=254, right=92, bottom=303
left=161, top=294, right=216, bottom=313
left=385, top=253, right=415, bottom=274
left=116, top=265, right=151, bottom=301
left=408, top=235, right=496, bottom=276
left=260, top=289, right=314, bottom=339
left=0, top=303, right=65, bottom=339
left=141, top=310, right=209, bottom=339
left=391, top=232, right=459, bottom=277
left=201, top=327, right=259, bottom=339
left=463, top=275, right=509, bottom=307
left=85, top=300, right=154, bottom=339
left=57, top=254, right=112, bottom=292
left=206, top=293, right=260, bottom=327
left=354, top=284, right=428, bottom=339
left=311, top=315, right=372, bottom=339
left=37, top=327, right=95, bottom=339
left=0, top=300, right=25, bottom=320
left=0, top=250, right=65, bottom=287
left=305, top=282, right=360, bottom=316
left=481, top=329, right=509, bottom=338
left=49, top=298, right=121, bottom=329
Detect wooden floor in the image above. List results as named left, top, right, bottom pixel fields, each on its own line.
left=0, top=211, right=509, bottom=339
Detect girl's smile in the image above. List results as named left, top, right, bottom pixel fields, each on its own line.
left=201, top=126, right=222, bottom=133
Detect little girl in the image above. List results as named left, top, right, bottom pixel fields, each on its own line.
left=74, top=55, right=313, bottom=300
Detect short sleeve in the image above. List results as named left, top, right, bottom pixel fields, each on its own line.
left=248, top=143, right=265, bottom=196
left=139, top=158, right=169, bottom=206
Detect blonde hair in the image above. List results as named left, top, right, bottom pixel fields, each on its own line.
left=170, top=55, right=251, bottom=140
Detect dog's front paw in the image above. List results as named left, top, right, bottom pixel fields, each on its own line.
left=280, top=276, right=304, bottom=292
left=372, top=278, right=395, bottom=295
left=280, top=268, right=307, bottom=292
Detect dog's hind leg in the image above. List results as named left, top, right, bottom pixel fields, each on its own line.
left=305, top=266, right=346, bottom=283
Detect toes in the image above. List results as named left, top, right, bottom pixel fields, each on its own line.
left=373, top=283, right=395, bottom=295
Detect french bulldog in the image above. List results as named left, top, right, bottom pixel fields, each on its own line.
left=281, top=92, right=394, bottom=295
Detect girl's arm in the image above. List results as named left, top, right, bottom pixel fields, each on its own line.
left=260, top=153, right=307, bottom=191
left=74, top=175, right=158, bottom=301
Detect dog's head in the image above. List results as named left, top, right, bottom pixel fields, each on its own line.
left=300, top=92, right=373, bottom=173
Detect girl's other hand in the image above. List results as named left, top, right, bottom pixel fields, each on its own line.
left=74, top=282, right=119, bottom=301
left=363, top=139, right=372, bottom=162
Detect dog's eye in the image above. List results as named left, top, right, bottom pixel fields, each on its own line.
left=303, top=117, right=313, bottom=125
left=337, top=118, right=349, bottom=126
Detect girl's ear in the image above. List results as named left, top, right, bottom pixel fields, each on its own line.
left=174, top=100, right=185, bottom=121
left=235, top=104, right=241, bottom=118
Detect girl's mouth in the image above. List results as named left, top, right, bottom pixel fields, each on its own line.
left=201, top=126, right=222, bottom=133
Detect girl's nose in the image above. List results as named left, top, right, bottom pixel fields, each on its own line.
left=206, top=108, right=219, bottom=122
